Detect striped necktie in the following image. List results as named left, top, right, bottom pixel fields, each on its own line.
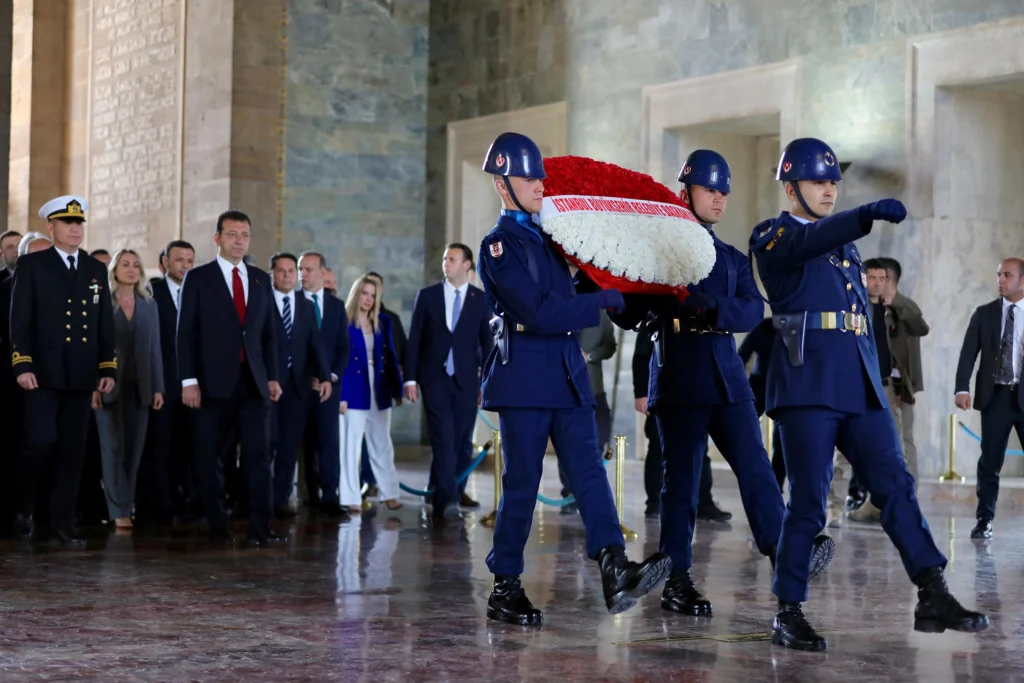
left=282, top=295, right=292, bottom=368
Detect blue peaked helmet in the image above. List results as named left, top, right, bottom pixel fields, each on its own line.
left=678, top=149, right=731, bottom=226
left=678, top=149, right=731, bottom=194
left=482, top=132, right=547, bottom=180
left=776, top=137, right=842, bottom=219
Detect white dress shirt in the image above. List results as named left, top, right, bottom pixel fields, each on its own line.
left=274, top=288, right=295, bottom=328
left=166, top=277, right=182, bottom=311
left=216, top=254, right=248, bottom=303
left=302, top=288, right=336, bottom=381
left=999, top=297, right=1024, bottom=384
left=55, top=245, right=80, bottom=269
left=443, top=279, right=469, bottom=332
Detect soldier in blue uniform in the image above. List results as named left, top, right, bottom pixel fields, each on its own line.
left=750, top=137, right=988, bottom=651
left=477, top=132, right=671, bottom=626
left=607, top=150, right=834, bottom=617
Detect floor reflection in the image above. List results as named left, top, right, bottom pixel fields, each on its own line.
left=0, top=462, right=1018, bottom=681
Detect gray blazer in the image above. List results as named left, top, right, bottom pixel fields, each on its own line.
left=577, top=311, right=617, bottom=395
left=103, top=293, right=165, bottom=406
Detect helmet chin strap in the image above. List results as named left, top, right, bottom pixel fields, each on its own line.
left=790, top=182, right=825, bottom=220
left=683, top=185, right=712, bottom=228
left=503, top=177, right=530, bottom=214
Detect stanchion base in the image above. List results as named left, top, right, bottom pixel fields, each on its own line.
left=939, top=471, right=966, bottom=484
left=360, top=499, right=374, bottom=512
left=620, top=523, right=638, bottom=541
left=480, top=510, right=498, bottom=528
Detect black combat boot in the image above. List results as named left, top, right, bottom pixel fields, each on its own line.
left=912, top=566, right=989, bottom=633
left=597, top=545, right=672, bottom=614
left=772, top=601, right=827, bottom=651
left=487, top=575, right=543, bottom=626
left=766, top=534, right=835, bottom=579
left=661, top=570, right=712, bottom=616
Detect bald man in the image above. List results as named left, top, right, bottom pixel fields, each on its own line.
left=954, top=257, right=1024, bottom=540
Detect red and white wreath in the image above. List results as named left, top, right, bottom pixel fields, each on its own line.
left=537, top=156, right=715, bottom=296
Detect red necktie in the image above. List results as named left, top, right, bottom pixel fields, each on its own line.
left=233, top=267, right=246, bottom=361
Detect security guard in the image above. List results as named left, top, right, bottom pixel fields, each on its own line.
left=609, top=150, right=833, bottom=617
left=478, top=132, right=671, bottom=626
left=10, top=195, right=116, bottom=546
left=750, top=138, right=988, bottom=650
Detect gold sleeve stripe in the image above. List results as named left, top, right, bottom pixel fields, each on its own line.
left=98, top=361, right=118, bottom=370
left=11, top=353, right=32, bottom=365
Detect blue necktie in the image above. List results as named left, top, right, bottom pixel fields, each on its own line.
left=282, top=296, right=292, bottom=368
left=446, top=289, right=462, bottom=376
left=312, top=293, right=322, bottom=328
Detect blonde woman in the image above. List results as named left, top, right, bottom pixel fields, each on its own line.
left=338, top=274, right=404, bottom=512
left=94, top=249, right=164, bottom=529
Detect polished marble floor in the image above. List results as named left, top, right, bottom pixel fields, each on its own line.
left=1, top=460, right=1022, bottom=682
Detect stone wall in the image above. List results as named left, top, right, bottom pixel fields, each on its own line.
left=283, top=0, right=428, bottom=442
left=427, top=1, right=1024, bottom=475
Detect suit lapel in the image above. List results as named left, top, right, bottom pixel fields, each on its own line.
left=991, top=299, right=1004, bottom=351
left=244, top=270, right=262, bottom=331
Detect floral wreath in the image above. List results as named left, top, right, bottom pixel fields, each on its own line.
left=537, top=156, right=716, bottom=296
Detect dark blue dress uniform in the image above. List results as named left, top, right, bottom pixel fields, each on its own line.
left=752, top=138, right=986, bottom=651
left=478, top=132, right=670, bottom=627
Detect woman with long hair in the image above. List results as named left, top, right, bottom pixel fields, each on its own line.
left=94, top=249, right=164, bottom=530
left=338, top=274, right=404, bottom=512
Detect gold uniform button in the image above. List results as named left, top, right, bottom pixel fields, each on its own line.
left=82, top=312, right=87, bottom=317
left=66, top=311, right=71, bottom=316
left=846, top=283, right=852, bottom=291
left=851, top=303, right=857, bottom=312
left=81, top=300, right=87, bottom=305
left=65, top=337, right=71, bottom=342
left=67, top=299, right=71, bottom=304
left=843, top=259, right=850, bottom=268
left=82, top=324, right=88, bottom=330
left=82, top=337, right=87, bottom=342
left=66, top=324, right=71, bottom=330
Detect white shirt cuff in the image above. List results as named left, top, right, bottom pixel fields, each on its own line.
left=403, top=381, right=417, bottom=387
left=182, top=379, right=198, bottom=388
left=331, top=373, right=338, bottom=382
left=954, top=391, right=969, bottom=396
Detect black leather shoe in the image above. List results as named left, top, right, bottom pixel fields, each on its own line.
left=209, top=529, right=235, bottom=545
left=459, top=492, right=480, bottom=509
left=912, top=566, right=989, bottom=633
left=772, top=601, right=827, bottom=651
left=487, top=575, right=543, bottom=626
left=247, top=531, right=287, bottom=548
left=809, top=535, right=836, bottom=579
left=661, top=570, right=712, bottom=616
left=696, top=502, right=732, bottom=523
left=970, top=519, right=993, bottom=540
left=274, top=504, right=297, bottom=520
left=644, top=507, right=660, bottom=520
left=559, top=502, right=579, bottom=515
left=597, top=545, right=672, bottom=614
left=13, top=514, right=34, bottom=540
left=432, top=503, right=462, bottom=520
left=846, top=490, right=867, bottom=511
left=319, top=502, right=348, bottom=518
left=50, top=530, right=87, bottom=549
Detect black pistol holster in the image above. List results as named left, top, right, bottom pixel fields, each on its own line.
left=772, top=312, right=807, bottom=368
left=490, top=315, right=509, bottom=365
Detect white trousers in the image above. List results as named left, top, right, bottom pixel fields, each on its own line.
left=339, top=374, right=400, bottom=506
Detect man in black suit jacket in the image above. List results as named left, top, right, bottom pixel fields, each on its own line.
left=177, top=210, right=281, bottom=545
left=298, top=252, right=350, bottom=512
left=10, top=196, right=117, bottom=546
left=0, top=229, right=22, bottom=283
left=955, top=257, right=1024, bottom=540
left=140, top=239, right=196, bottom=522
left=404, top=243, right=491, bottom=519
left=269, top=253, right=332, bottom=517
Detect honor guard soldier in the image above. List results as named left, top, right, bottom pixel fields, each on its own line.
left=750, top=138, right=988, bottom=650
left=9, top=196, right=117, bottom=546
left=477, top=132, right=671, bottom=626
left=608, top=150, right=834, bottom=617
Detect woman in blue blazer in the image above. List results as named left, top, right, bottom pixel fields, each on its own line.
left=338, top=274, right=404, bottom=512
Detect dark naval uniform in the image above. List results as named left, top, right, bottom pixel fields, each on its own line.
left=751, top=137, right=986, bottom=651
left=10, top=198, right=116, bottom=542
left=478, top=132, right=670, bottom=627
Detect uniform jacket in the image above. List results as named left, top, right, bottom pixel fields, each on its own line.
left=610, top=232, right=763, bottom=409
left=478, top=211, right=602, bottom=409
left=750, top=208, right=886, bottom=415
left=9, top=247, right=117, bottom=391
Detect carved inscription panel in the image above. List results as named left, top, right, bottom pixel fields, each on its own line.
left=89, top=0, right=182, bottom=264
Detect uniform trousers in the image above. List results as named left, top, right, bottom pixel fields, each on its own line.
left=339, top=363, right=399, bottom=506
left=773, top=405, right=945, bottom=602
left=486, top=406, right=624, bottom=577
left=19, top=389, right=93, bottom=534
left=655, top=399, right=783, bottom=571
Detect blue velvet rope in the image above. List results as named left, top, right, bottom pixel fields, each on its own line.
left=958, top=421, right=1024, bottom=456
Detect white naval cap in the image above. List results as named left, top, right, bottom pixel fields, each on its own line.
left=38, top=195, right=88, bottom=222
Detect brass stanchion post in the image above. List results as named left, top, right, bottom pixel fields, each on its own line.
left=939, top=413, right=965, bottom=483
left=615, top=435, right=638, bottom=541
left=765, top=416, right=774, bottom=460
left=481, top=430, right=502, bottom=528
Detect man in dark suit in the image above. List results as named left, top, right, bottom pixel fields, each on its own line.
left=298, top=251, right=350, bottom=513
left=177, top=210, right=282, bottom=546
left=955, top=257, right=1024, bottom=540
left=404, top=243, right=491, bottom=519
left=0, top=229, right=23, bottom=282
left=269, top=252, right=331, bottom=518
left=10, top=196, right=117, bottom=546
left=139, top=239, right=196, bottom=522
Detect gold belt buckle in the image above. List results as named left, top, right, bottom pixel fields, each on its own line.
left=844, top=312, right=863, bottom=336
left=515, top=323, right=524, bottom=332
